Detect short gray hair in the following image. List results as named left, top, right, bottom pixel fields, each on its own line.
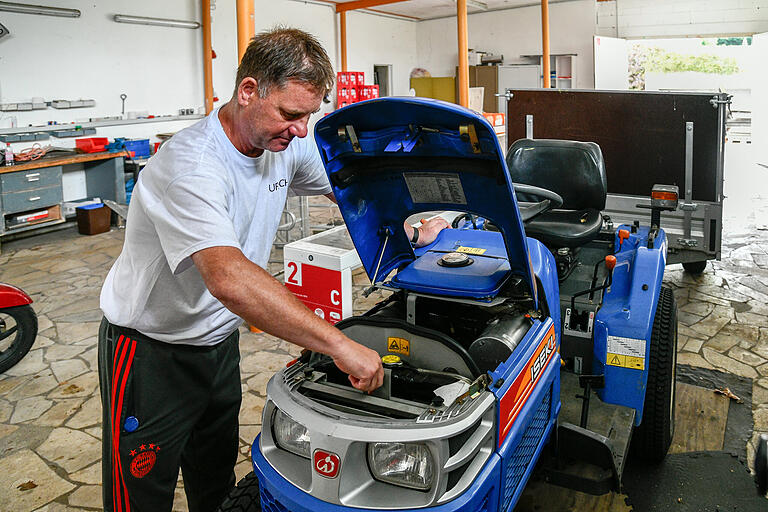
left=236, top=26, right=334, bottom=97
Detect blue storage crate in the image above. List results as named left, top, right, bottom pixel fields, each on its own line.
left=124, top=139, right=150, bottom=158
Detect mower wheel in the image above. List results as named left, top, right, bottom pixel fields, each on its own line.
left=216, top=471, right=262, bottom=512
left=682, top=260, right=707, bottom=274
left=632, top=286, right=678, bottom=463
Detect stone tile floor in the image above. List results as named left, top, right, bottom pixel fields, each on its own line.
left=0, top=142, right=766, bottom=511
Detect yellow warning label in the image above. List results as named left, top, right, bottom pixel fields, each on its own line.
left=606, top=352, right=645, bottom=370
left=457, top=246, right=487, bottom=255
left=387, top=337, right=410, bottom=356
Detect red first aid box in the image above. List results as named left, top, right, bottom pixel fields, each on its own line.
left=284, top=225, right=362, bottom=325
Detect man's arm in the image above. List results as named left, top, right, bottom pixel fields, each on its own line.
left=191, top=246, right=383, bottom=392
left=323, top=193, right=449, bottom=248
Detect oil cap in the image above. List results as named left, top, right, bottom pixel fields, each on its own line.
left=438, top=252, right=473, bottom=267
left=382, top=355, right=403, bottom=368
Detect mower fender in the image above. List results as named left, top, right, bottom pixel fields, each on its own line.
left=251, top=434, right=503, bottom=512
left=0, top=283, right=33, bottom=307
left=593, top=226, right=668, bottom=424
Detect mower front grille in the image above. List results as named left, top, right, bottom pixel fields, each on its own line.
left=502, top=385, right=552, bottom=512
left=260, top=485, right=290, bottom=512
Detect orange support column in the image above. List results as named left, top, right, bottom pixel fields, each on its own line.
left=457, top=0, right=469, bottom=107
left=541, top=0, right=551, bottom=88
left=202, top=0, right=214, bottom=114
left=340, top=11, right=347, bottom=72
left=236, top=0, right=255, bottom=62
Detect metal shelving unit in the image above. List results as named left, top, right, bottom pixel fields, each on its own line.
left=0, top=115, right=204, bottom=136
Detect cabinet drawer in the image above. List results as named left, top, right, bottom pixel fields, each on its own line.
left=0, top=166, right=62, bottom=193
left=1, top=185, right=62, bottom=214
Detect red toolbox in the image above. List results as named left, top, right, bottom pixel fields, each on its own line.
left=76, top=137, right=108, bottom=153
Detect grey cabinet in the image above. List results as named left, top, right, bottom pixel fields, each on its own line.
left=0, top=166, right=63, bottom=234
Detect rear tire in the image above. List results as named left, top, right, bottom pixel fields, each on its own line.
left=682, top=260, right=707, bottom=274
left=0, top=304, right=38, bottom=373
left=632, top=286, right=677, bottom=463
left=216, top=471, right=262, bottom=512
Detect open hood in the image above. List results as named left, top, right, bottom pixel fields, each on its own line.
left=314, top=97, right=536, bottom=303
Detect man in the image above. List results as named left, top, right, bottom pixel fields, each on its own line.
left=98, top=27, right=447, bottom=512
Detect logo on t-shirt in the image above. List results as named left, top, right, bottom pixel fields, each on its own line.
left=268, top=179, right=288, bottom=192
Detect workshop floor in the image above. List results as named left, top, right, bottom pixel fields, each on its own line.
left=0, top=141, right=766, bottom=511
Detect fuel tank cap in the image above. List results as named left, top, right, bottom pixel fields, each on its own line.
left=438, top=251, right=473, bottom=267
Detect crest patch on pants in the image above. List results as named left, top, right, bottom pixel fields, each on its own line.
left=129, top=443, right=161, bottom=478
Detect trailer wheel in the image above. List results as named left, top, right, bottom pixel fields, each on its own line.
left=682, top=260, right=707, bottom=274
left=216, top=471, right=262, bottom=512
left=632, top=286, right=678, bottom=463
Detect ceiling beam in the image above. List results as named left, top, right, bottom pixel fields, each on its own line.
left=336, top=0, right=407, bottom=13
left=455, top=0, right=487, bottom=10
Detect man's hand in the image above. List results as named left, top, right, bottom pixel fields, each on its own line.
left=330, top=340, right=384, bottom=392
left=414, top=217, right=450, bottom=247
left=192, top=246, right=383, bottom=392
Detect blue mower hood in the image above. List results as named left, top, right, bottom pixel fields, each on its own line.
left=314, top=97, right=536, bottom=304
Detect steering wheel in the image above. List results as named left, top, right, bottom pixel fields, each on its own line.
left=513, top=183, right=563, bottom=222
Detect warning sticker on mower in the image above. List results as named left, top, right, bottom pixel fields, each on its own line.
left=387, top=337, right=410, bottom=356
left=404, top=173, right=467, bottom=205
left=606, top=335, right=646, bottom=370
left=457, top=246, right=486, bottom=255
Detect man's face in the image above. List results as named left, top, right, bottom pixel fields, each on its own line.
left=244, top=80, right=323, bottom=153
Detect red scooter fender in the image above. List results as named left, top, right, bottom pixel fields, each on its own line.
left=0, top=283, right=33, bottom=308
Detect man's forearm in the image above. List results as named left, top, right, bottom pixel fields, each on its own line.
left=195, top=249, right=347, bottom=356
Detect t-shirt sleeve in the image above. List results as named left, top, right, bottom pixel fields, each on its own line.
left=146, top=172, right=241, bottom=274
left=288, top=138, right=332, bottom=196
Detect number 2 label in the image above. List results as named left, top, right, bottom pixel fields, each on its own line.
left=286, top=261, right=302, bottom=286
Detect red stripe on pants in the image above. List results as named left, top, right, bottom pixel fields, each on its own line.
left=111, top=336, right=136, bottom=512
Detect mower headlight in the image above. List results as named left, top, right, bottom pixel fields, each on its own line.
left=367, top=442, right=435, bottom=491
left=272, top=408, right=310, bottom=458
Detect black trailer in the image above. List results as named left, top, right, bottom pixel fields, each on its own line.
left=503, top=89, right=730, bottom=273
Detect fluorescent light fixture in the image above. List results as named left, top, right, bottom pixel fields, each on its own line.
left=0, top=1, right=80, bottom=17
left=454, top=0, right=488, bottom=9
left=113, top=14, right=200, bottom=29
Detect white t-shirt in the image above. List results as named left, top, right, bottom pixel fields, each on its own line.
left=100, top=108, right=331, bottom=346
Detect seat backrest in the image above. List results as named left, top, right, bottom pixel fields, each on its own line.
left=506, top=139, right=607, bottom=211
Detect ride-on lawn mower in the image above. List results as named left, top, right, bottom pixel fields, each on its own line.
left=218, top=98, right=678, bottom=511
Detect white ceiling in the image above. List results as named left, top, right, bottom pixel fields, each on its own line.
left=332, top=0, right=575, bottom=21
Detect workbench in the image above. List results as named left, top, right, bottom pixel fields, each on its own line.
left=0, top=151, right=128, bottom=248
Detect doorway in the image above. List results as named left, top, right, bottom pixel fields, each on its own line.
left=374, top=64, right=392, bottom=97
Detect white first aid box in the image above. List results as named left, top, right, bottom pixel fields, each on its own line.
left=283, top=225, right=362, bottom=325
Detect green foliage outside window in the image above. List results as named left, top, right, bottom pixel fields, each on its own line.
left=628, top=45, right=740, bottom=90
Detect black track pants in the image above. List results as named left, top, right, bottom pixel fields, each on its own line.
left=98, top=318, right=242, bottom=512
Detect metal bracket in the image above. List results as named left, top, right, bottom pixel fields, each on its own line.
left=709, top=95, right=733, bottom=108
left=406, top=293, right=417, bottom=325
left=459, top=124, right=481, bottom=154
left=525, top=114, right=534, bottom=139
left=679, top=202, right=698, bottom=211
left=494, top=90, right=514, bottom=101
left=338, top=125, right=362, bottom=153
left=683, top=122, right=693, bottom=239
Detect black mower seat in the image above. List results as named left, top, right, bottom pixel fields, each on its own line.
left=506, top=139, right=607, bottom=248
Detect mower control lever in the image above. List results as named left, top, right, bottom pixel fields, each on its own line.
left=570, top=256, right=615, bottom=315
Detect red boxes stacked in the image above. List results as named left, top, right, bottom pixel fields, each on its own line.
left=359, top=85, right=380, bottom=101
left=336, top=72, right=379, bottom=109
